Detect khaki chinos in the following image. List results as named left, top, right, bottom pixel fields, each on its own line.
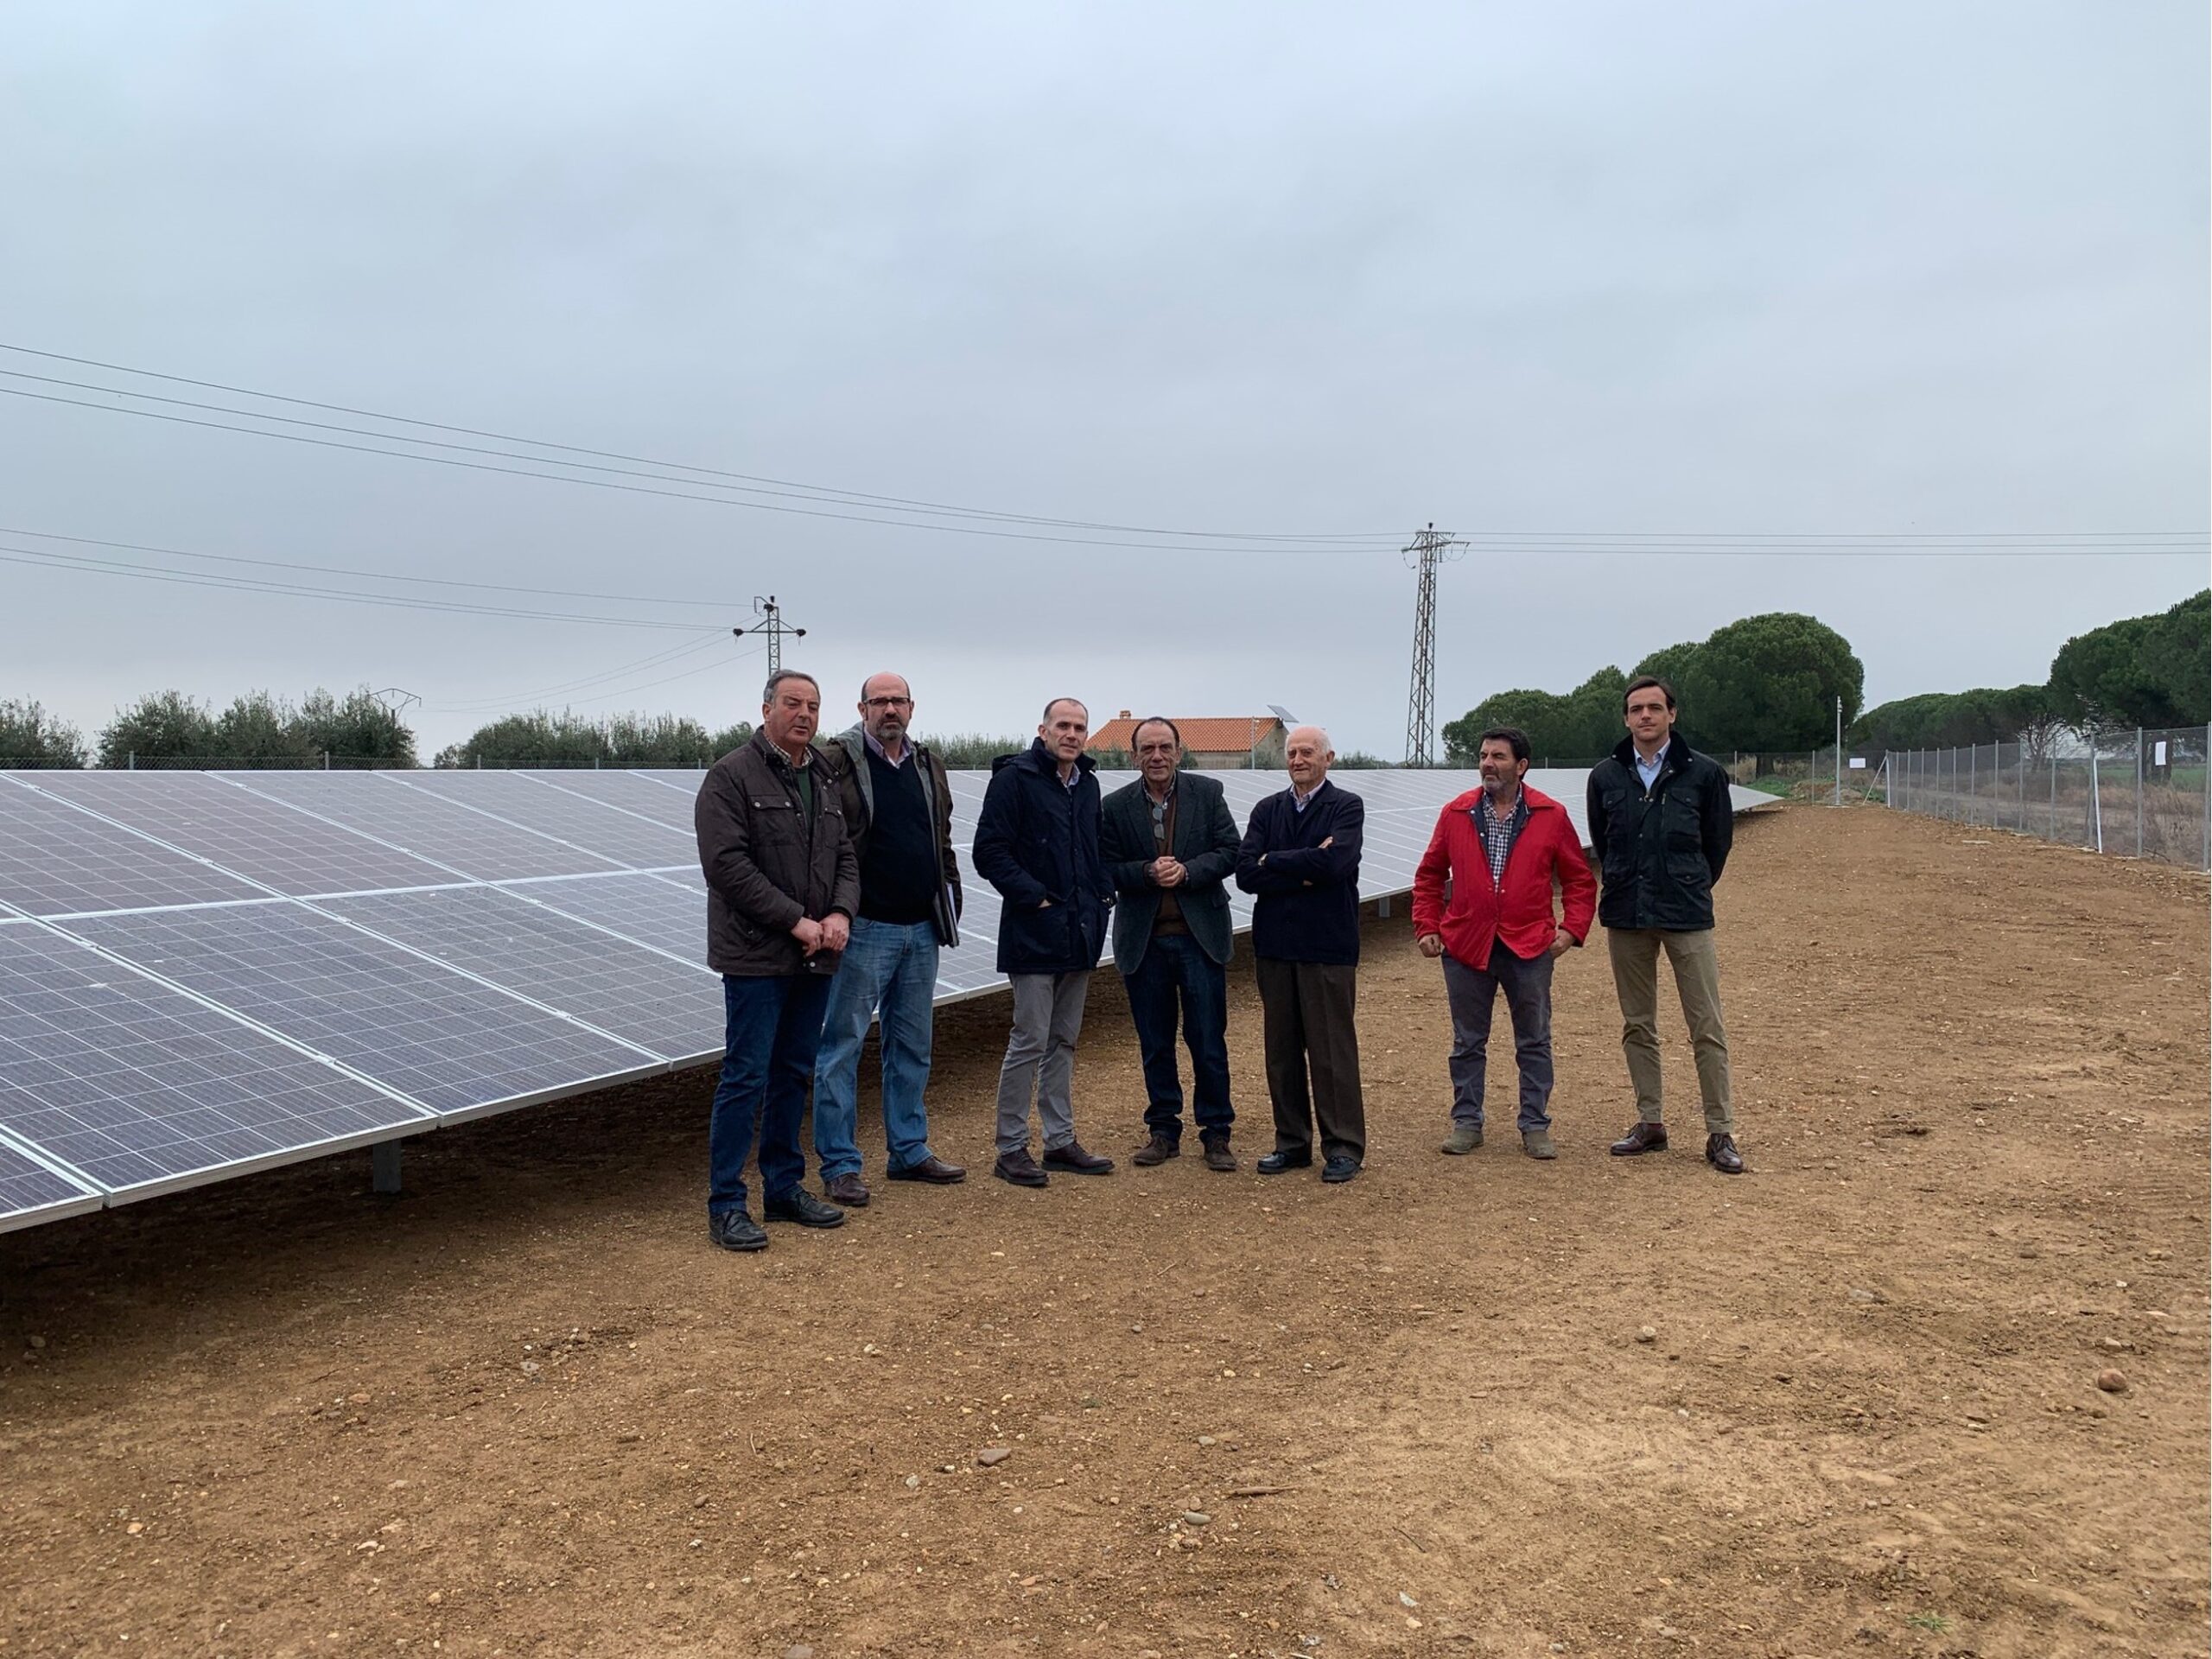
left=1605, top=926, right=1732, bottom=1135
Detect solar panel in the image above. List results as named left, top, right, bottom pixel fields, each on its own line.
left=388, top=772, right=697, bottom=869
left=0, top=776, right=264, bottom=917
left=223, top=772, right=625, bottom=880
left=513, top=768, right=702, bottom=831
left=67, top=901, right=662, bottom=1120
left=0, top=1127, right=102, bottom=1232
left=321, top=885, right=721, bottom=1061
left=496, top=870, right=707, bottom=963
left=30, top=770, right=456, bottom=896
left=0, top=920, right=427, bottom=1201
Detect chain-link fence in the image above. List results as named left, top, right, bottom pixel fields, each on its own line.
left=1885, top=726, right=2210, bottom=870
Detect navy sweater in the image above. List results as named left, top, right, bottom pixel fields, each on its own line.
left=1234, top=780, right=1364, bottom=965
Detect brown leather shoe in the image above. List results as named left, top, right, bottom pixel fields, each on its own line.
left=1609, top=1122, right=1669, bottom=1157
left=824, top=1173, right=871, bottom=1207
left=886, top=1155, right=966, bottom=1185
left=1131, top=1134, right=1179, bottom=1166
left=1201, top=1136, right=1237, bottom=1173
left=1041, top=1141, right=1115, bottom=1175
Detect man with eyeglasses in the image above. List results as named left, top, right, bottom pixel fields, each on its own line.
left=814, top=672, right=968, bottom=1205
left=1100, top=717, right=1243, bottom=1171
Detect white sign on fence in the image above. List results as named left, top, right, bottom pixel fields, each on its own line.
left=1848, top=757, right=1867, bottom=770
left=2153, top=740, right=2170, bottom=766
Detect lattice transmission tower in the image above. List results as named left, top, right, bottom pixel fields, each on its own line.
left=1402, top=523, right=1466, bottom=766
left=734, top=594, right=807, bottom=674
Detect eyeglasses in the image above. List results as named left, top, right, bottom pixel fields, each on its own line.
left=862, top=696, right=913, bottom=710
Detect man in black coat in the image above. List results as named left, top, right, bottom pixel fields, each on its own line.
left=1585, top=674, right=1745, bottom=1174
left=1234, top=724, right=1367, bottom=1183
left=1101, top=717, right=1243, bottom=1171
left=971, top=696, right=1117, bottom=1187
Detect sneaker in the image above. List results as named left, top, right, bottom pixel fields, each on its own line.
left=993, top=1149, right=1049, bottom=1188
left=1441, top=1123, right=1483, bottom=1155
left=1201, top=1136, right=1238, bottom=1173
left=1521, top=1128, right=1557, bottom=1160
left=1130, top=1133, right=1179, bottom=1166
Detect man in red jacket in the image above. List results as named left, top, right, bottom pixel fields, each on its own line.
left=1412, top=726, right=1597, bottom=1160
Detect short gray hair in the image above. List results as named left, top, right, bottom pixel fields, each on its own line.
left=1041, top=696, right=1089, bottom=722
left=763, top=670, right=821, bottom=704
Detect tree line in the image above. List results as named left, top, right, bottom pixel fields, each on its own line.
left=0, top=689, right=418, bottom=768
left=1443, top=612, right=1866, bottom=762
left=1442, top=590, right=2209, bottom=764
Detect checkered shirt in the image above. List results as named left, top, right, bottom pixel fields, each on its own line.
left=1473, top=788, right=1529, bottom=886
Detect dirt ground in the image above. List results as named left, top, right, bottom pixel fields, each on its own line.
left=2, top=807, right=2206, bottom=1659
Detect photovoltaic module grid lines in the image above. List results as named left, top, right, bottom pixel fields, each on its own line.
left=323, top=886, right=721, bottom=1062
left=225, top=772, right=626, bottom=880
left=0, top=921, right=421, bottom=1202
left=0, top=1134, right=98, bottom=1223
left=29, top=770, right=454, bottom=895
left=390, top=772, right=697, bottom=869
left=67, top=904, right=656, bottom=1119
left=494, top=870, right=709, bottom=964
left=0, top=778, right=262, bottom=916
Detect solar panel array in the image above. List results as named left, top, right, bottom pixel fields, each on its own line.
left=0, top=764, right=1774, bottom=1231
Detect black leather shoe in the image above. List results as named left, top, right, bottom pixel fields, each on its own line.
left=1609, top=1122, right=1669, bottom=1157
left=1042, top=1141, right=1115, bottom=1175
left=1321, top=1155, right=1362, bottom=1184
left=709, top=1209, right=767, bottom=1252
left=1256, top=1149, right=1313, bottom=1174
left=887, top=1155, right=966, bottom=1185
left=1201, top=1136, right=1237, bottom=1173
left=762, top=1189, right=846, bottom=1228
left=993, top=1150, right=1049, bottom=1188
left=1705, top=1134, right=1745, bottom=1175
left=1131, top=1133, right=1179, bottom=1166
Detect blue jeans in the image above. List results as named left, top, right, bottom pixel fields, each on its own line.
left=814, top=918, right=941, bottom=1178
left=1122, top=933, right=1234, bottom=1143
left=1442, top=942, right=1555, bottom=1133
left=709, top=972, right=832, bottom=1215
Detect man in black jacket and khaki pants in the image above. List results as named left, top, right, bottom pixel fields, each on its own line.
left=1236, top=724, right=1367, bottom=1184
left=1586, top=675, right=1745, bottom=1175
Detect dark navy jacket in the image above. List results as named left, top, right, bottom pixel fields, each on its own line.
left=972, top=739, right=1111, bottom=976
left=1234, top=779, right=1364, bottom=965
left=1586, top=734, right=1734, bottom=931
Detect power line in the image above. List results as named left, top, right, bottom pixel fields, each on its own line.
left=0, top=542, right=725, bottom=631
left=0, top=524, right=746, bottom=610
left=426, top=634, right=734, bottom=713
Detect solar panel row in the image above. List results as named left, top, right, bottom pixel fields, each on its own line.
left=0, top=766, right=1774, bottom=1232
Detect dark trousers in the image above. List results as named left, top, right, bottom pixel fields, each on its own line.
left=708, top=972, right=832, bottom=1215
left=1255, top=957, right=1364, bottom=1162
left=1121, top=932, right=1234, bottom=1143
left=1442, top=941, right=1555, bottom=1133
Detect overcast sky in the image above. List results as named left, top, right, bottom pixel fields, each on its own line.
left=2, top=1, right=2204, bottom=760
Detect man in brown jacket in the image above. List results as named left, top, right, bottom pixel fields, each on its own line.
left=695, top=671, right=861, bottom=1251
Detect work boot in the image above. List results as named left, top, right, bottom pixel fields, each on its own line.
left=1521, top=1128, right=1557, bottom=1160
left=1441, top=1123, right=1483, bottom=1155
left=1131, top=1133, right=1179, bottom=1166
left=1201, top=1135, right=1237, bottom=1173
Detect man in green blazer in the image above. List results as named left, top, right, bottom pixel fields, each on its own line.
left=1101, top=718, right=1244, bottom=1171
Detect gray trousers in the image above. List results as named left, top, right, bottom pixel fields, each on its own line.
left=995, top=970, right=1091, bottom=1155
left=1442, top=942, right=1555, bottom=1132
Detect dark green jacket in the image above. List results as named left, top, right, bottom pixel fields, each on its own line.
left=1100, top=770, right=1241, bottom=970
left=1586, top=734, right=1733, bottom=931
left=695, top=728, right=860, bottom=976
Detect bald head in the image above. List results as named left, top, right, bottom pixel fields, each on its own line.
left=857, top=671, right=914, bottom=754
left=1285, top=725, right=1333, bottom=791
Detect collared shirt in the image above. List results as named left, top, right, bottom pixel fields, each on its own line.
left=862, top=728, right=910, bottom=769
left=1633, top=744, right=1667, bottom=793
left=1144, top=774, right=1178, bottom=846
left=1472, top=785, right=1528, bottom=884
left=1292, top=779, right=1323, bottom=813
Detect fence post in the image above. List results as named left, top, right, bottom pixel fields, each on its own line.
left=2049, top=746, right=2056, bottom=842
left=2088, top=736, right=2103, bottom=853
left=2018, top=743, right=2026, bottom=834
left=2202, top=726, right=2210, bottom=871
left=1968, top=743, right=1977, bottom=827
left=2134, top=728, right=2145, bottom=859
left=127, top=750, right=135, bottom=772
left=322, top=749, right=330, bottom=772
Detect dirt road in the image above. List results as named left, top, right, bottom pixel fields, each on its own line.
left=3, top=806, right=2205, bottom=1657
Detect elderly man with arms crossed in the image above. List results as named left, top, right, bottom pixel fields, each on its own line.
left=812, top=672, right=968, bottom=1206
left=1413, top=725, right=1596, bottom=1160
left=1101, top=716, right=1244, bottom=1172
left=694, top=670, right=858, bottom=1252
left=1235, top=725, right=1367, bottom=1184
left=972, top=697, right=1117, bottom=1187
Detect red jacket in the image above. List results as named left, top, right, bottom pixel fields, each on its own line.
left=1411, top=785, right=1597, bottom=966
